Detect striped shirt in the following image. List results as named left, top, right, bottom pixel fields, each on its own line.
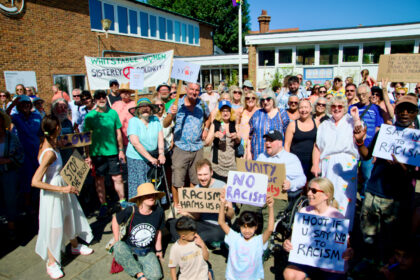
left=348, top=103, right=384, bottom=147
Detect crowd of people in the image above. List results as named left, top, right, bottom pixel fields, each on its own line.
left=0, top=71, right=419, bottom=279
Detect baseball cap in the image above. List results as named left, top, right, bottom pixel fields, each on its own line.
left=263, top=130, right=283, bottom=141
left=243, top=80, right=254, bottom=89
left=218, top=100, right=232, bottom=110
left=395, top=95, right=418, bottom=109
left=17, top=95, right=32, bottom=103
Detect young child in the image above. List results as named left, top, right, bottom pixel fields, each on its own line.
left=168, top=216, right=210, bottom=280
left=218, top=191, right=274, bottom=280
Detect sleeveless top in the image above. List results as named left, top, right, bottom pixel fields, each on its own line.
left=290, top=119, right=317, bottom=165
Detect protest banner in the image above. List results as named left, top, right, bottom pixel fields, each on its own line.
left=59, top=131, right=92, bottom=149
left=289, top=213, right=350, bottom=272
left=170, top=60, right=201, bottom=107
left=377, top=54, right=420, bottom=83
left=179, top=188, right=223, bottom=213
left=236, top=158, right=287, bottom=200
left=84, top=50, right=173, bottom=89
left=60, top=150, right=90, bottom=193
left=372, top=124, right=420, bottom=167
left=4, top=71, right=37, bottom=93
left=226, top=171, right=268, bottom=207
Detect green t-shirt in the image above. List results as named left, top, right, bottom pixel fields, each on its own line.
left=83, top=108, right=122, bottom=156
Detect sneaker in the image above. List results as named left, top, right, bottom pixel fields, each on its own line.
left=71, top=244, right=94, bottom=256
left=98, top=205, right=108, bottom=218
left=46, top=262, right=64, bottom=279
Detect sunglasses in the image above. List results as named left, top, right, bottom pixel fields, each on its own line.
left=319, top=90, right=327, bottom=93
left=245, top=97, right=256, bottom=101
left=289, top=101, right=298, bottom=105
left=317, top=103, right=326, bottom=107
left=331, top=104, right=344, bottom=110
left=233, top=91, right=242, bottom=94
left=308, top=187, right=324, bottom=194
left=416, top=87, right=420, bottom=90
left=95, top=96, right=107, bottom=100
left=345, top=89, right=355, bottom=92
left=156, top=104, right=164, bottom=107
left=73, top=95, right=81, bottom=98
left=16, top=88, right=24, bottom=91
left=395, top=92, right=406, bottom=96
left=371, top=93, right=381, bottom=96
left=260, top=97, right=272, bottom=103
left=0, top=95, right=6, bottom=97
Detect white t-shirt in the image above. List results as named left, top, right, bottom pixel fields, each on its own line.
left=200, top=92, right=220, bottom=112
left=225, top=229, right=267, bottom=280
left=168, top=241, right=208, bottom=280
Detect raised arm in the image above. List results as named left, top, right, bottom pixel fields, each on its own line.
left=262, top=195, right=274, bottom=244
left=218, top=189, right=230, bottom=235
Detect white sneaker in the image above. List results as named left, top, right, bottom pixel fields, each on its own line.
left=71, top=244, right=94, bottom=255
left=46, top=262, right=64, bottom=279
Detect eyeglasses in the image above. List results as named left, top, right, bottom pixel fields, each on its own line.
left=331, top=104, right=344, bottom=110
left=308, top=187, right=324, bottom=194
left=260, top=97, right=272, bottom=103
left=233, top=91, right=242, bottom=94
left=288, top=101, right=298, bottom=105
left=16, top=88, right=24, bottom=91
left=73, top=95, right=81, bottom=98
left=245, top=97, right=256, bottom=101
left=0, top=95, right=6, bottom=97
left=317, top=103, right=326, bottom=107
left=345, top=89, right=356, bottom=92
left=319, top=90, right=327, bottom=93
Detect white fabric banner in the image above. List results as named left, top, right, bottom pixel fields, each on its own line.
left=84, top=50, right=173, bottom=90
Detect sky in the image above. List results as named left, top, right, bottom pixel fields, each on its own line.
left=247, top=0, right=420, bottom=31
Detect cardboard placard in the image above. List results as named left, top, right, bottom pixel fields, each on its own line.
left=372, top=124, right=420, bottom=166
left=179, top=188, right=223, bottom=213
left=236, top=158, right=287, bottom=200
left=60, top=150, right=90, bottom=193
left=226, top=171, right=268, bottom=207
left=377, top=54, right=420, bottom=83
left=59, top=131, right=92, bottom=149
left=289, top=213, right=350, bottom=272
left=130, top=68, right=144, bottom=90
left=171, top=60, right=200, bottom=83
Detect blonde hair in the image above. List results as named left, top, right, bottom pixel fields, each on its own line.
left=395, top=87, right=408, bottom=94
left=219, top=92, right=231, bottom=102
left=308, top=177, right=338, bottom=208
left=229, top=85, right=244, bottom=106
left=244, top=91, right=259, bottom=110
left=215, top=106, right=236, bottom=122
left=327, top=96, right=348, bottom=114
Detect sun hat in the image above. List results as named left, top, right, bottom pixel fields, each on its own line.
left=243, top=80, right=254, bottom=89
left=157, top=83, right=170, bottom=92
left=129, top=97, right=159, bottom=115
left=128, top=183, right=165, bottom=203
left=116, top=82, right=135, bottom=94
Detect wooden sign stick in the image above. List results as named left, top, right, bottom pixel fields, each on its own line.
left=174, top=80, right=183, bottom=107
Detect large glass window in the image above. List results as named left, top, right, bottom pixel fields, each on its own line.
left=158, top=17, right=166, bottom=40
left=320, top=45, right=338, bottom=65
left=343, top=46, right=359, bottom=62
left=278, top=49, right=292, bottom=64
left=117, top=6, right=128, bottom=34
left=188, top=25, right=194, bottom=44
left=258, top=50, right=275, bottom=66
left=89, top=0, right=102, bottom=30
left=103, top=3, right=115, bottom=31
left=363, top=42, right=384, bottom=64
left=167, top=19, right=173, bottom=40
left=296, top=46, right=315, bottom=65
left=211, top=69, right=220, bottom=87
left=181, top=23, right=187, bottom=43
left=129, top=10, right=138, bottom=34
left=391, top=40, right=415, bottom=54
left=175, top=21, right=181, bottom=42
left=140, top=11, right=148, bottom=37
left=194, top=26, right=199, bottom=45
left=150, top=15, right=157, bottom=37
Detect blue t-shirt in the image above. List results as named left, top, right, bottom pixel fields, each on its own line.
left=225, top=229, right=267, bottom=280
left=126, top=116, right=162, bottom=160
left=348, top=103, right=384, bottom=148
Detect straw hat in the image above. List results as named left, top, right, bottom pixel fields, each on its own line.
left=129, top=183, right=165, bottom=203
left=116, top=82, right=135, bottom=94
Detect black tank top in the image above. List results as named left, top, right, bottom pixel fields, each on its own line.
left=290, top=119, right=317, bottom=164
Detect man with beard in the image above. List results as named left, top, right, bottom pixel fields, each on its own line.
left=68, top=88, right=86, bottom=132
left=84, top=90, right=128, bottom=217
left=277, top=76, right=306, bottom=110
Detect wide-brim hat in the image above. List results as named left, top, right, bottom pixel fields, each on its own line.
left=128, top=97, right=159, bottom=115
left=129, top=183, right=165, bottom=203
left=116, top=82, right=135, bottom=94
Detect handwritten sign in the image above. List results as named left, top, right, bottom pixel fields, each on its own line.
left=130, top=68, right=144, bottom=90
left=171, top=60, right=200, bottom=83
left=226, top=171, right=268, bottom=207
left=289, top=213, right=349, bottom=272
left=179, top=188, right=222, bottom=213
left=59, top=131, right=92, bottom=149
left=60, top=150, right=90, bottom=193
left=236, top=158, right=287, bottom=200
left=372, top=124, right=420, bottom=166
left=377, top=54, right=420, bottom=83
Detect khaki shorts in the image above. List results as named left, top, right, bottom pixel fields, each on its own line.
left=171, top=146, right=203, bottom=188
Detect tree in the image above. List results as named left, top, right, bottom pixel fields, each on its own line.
left=147, top=0, right=251, bottom=53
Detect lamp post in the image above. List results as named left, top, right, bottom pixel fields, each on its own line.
left=97, top=18, right=112, bottom=57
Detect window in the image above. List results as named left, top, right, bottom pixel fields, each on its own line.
left=212, top=69, right=220, bottom=87
left=194, top=26, right=199, bottom=45
left=391, top=40, right=415, bottom=54
left=363, top=42, right=384, bottom=64
left=188, top=25, right=194, bottom=44
left=129, top=10, right=138, bottom=34
left=181, top=23, right=187, bottom=43
left=258, top=50, right=275, bottom=66
left=175, top=21, right=181, bottom=42
left=150, top=15, right=157, bottom=37
left=140, top=11, right=148, bottom=37
left=278, top=49, right=292, bottom=64
left=117, top=6, right=128, bottom=34
left=320, top=45, right=338, bottom=65
left=158, top=17, right=166, bottom=40
left=167, top=20, right=173, bottom=40
left=89, top=0, right=102, bottom=30
left=53, top=75, right=86, bottom=97
left=343, top=46, right=359, bottom=62
left=296, top=46, right=315, bottom=65
left=103, top=3, right=115, bottom=31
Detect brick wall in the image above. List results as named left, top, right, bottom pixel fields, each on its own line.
left=248, top=45, right=257, bottom=88
left=0, top=0, right=213, bottom=101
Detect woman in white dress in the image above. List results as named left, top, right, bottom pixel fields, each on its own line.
left=32, top=115, right=94, bottom=279
left=311, top=96, right=359, bottom=229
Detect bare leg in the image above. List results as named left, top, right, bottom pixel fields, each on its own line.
left=112, top=174, right=125, bottom=200
left=70, top=239, right=78, bottom=248
left=95, top=176, right=106, bottom=204
left=47, top=249, right=57, bottom=266
left=171, top=186, right=179, bottom=205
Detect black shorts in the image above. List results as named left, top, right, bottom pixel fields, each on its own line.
left=91, top=155, right=122, bottom=177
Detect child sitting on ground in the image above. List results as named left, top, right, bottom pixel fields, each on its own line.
left=168, top=216, right=210, bottom=280
left=218, top=190, right=274, bottom=280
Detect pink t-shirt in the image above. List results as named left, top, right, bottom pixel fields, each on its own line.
left=299, top=205, right=345, bottom=219
left=112, top=100, right=135, bottom=146
left=51, top=91, right=71, bottom=102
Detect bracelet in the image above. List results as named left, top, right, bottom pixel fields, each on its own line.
left=204, top=127, right=209, bottom=131
left=119, top=148, right=123, bottom=152
left=138, top=275, right=146, bottom=279
left=155, top=249, right=162, bottom=252
left=355, top=141, right=364, bottom=146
